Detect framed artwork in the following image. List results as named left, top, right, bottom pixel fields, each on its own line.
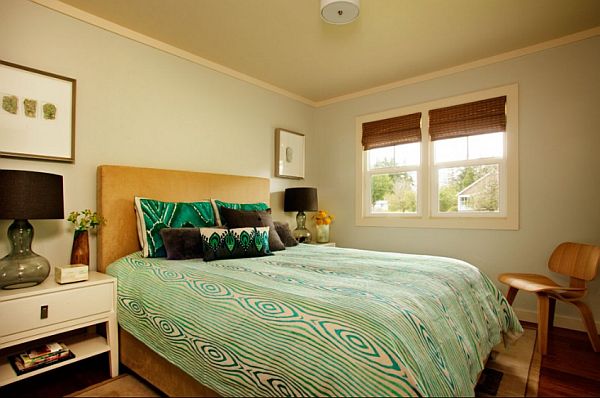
left=0, top=60, right=76, bottom=162
left=275, top=128, right=305, bottom=179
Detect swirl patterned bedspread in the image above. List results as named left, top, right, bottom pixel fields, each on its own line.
left=106, top=244, right=522, bottom=397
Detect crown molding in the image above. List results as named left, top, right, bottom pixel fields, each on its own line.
left=30, top=1, right=600, bottom=109
left=315, top=26, right=600, bottom=107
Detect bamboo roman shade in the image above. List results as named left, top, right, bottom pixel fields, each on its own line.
left=362, top=112, right=422, bottom=150
left=429, top=96, right=506, bottom=141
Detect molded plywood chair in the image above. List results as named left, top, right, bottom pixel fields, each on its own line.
left=498, top=242, right=600, bottom=355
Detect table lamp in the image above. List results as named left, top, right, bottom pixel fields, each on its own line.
left=0, top=170, right=64, bottom=289
left=284, top=187, right=318, bottom=243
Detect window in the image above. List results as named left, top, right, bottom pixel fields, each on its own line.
left=362, top=112, right=421, bottom=215
left=355, top=84, right=518, bottom=230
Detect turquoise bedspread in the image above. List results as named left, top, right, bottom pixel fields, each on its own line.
left=106, top=244, right=522, bottom=397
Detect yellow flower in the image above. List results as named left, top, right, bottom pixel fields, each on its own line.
left=314, top=210, right=334, bottom=225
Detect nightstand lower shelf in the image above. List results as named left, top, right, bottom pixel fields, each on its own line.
left=0, top=333, right=110, bottom=386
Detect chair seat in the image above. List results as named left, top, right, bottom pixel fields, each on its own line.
left=498, top=273, right=559, bottom=291
left=498, top=272, right=584, bottom=299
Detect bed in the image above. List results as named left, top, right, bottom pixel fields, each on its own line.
left=97, top=165, right=522, bottom=397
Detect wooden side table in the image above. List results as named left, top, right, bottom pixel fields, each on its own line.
left=310, top=242, right=336, bottom=247
left=0, top=272, right=118, bottom=386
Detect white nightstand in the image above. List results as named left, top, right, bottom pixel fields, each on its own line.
left=0, top=272, right=118, bottom=386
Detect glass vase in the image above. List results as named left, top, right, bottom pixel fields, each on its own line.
left=316, top=224, right=330, bottom=243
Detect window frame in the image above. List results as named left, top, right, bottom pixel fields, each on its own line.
left=355, top=84, right=519, bottom=230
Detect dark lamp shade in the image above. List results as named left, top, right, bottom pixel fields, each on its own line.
left=0, top=170, right=64, bottom=220
left=284, top=187, right=318, bottom=212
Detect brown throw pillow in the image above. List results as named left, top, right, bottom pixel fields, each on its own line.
left=159, top=228, right=203, bottom=260
left=273, top=221, right=298, bottom=247
left=220, top=207, right=285, bottom=251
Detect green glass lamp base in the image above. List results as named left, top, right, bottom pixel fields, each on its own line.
left=0, top=220, right=51, bottom=290
left=292, top=210, right=312, bottom=243
left=292, top=228, right=312, bottom=244
left=0, top=254, right=50, bottom=289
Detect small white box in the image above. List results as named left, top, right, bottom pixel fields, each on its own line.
left=55, top=264, right=89, bottom=284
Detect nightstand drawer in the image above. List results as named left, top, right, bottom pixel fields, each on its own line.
left=0, top=283, right=113, bottom=337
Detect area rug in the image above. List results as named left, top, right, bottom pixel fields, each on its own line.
left=68, top=374, right=161, bottom=397
left=477, top=326, right=541, bottom=397
left=71, top=328, right=540, bottom=397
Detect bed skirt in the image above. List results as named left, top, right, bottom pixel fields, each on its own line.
left=119, top=328, right=217, bottom=397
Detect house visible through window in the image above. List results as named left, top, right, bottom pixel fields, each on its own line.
left=355, top=84, right=518, bottom=230
left=430, top=95, right=506, bottom=216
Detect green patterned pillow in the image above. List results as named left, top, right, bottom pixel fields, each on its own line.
left=135, top=197, right=216, bottom=257
left=211, top=199, right=270, bottom=226
left=200, top=226, right=272, bottom=262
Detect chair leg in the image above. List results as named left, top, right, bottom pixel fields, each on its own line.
left=536, top=294, right=549, bottom=355
left=506, top=286, right=519, bottom=305
left=572, top=300, right=600, bottom=352
left=548, top=297, right=556, bottom=329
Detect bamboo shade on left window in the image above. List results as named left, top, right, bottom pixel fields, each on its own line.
left=361, top=112, right=422, bottom=150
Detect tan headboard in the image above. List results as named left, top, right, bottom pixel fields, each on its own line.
left=96, top=165, right=270, bottom=272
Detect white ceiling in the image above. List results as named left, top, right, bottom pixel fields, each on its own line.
left=53, top=0, right=600, bottom=103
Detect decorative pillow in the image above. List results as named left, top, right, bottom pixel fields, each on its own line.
left=135, top=197, right=216, bottom=257
left=200, top=226, right=272, bottom=262
left=211, top=199, right=269, bottom=226
left=273, top=221, right=298, bottom=247
left=159, top=228, right=203, bottom=260
left=220, top=207, right=285, bottom=251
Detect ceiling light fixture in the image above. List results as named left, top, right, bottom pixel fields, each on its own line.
left=320, top=0, right=360, bottom=25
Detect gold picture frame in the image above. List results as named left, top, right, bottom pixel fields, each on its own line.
left=275, top=128, right=305, bottom=179
left=0, top=60, right=76, bottom=162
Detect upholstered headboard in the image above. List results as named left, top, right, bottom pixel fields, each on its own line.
left=96, top=165, right=270, bottom=272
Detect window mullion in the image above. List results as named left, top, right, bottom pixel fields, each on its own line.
left=367, top=165, right=419, bottom=174
left=421, top=111, right=430, bottom=218
left=434, top=157, right=503, bottom=169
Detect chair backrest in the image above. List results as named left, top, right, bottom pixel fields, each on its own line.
left=548, top=242, right=600, bottom=281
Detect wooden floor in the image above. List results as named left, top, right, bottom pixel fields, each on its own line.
left=536, top=324, right=600, bottom=396
left=1, top=325, right=599, bottom=397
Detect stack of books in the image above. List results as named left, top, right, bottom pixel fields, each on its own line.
left=9, top=342, right=74, bottom=375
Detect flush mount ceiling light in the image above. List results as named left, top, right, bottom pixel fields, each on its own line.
left=320, top=0, right=360, bottom=25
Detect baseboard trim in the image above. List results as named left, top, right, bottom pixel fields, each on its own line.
left=514, top=307, right=600, bottom=332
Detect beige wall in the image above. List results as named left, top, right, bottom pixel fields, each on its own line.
left=0, top=0, right=314, bottom=269
left=315, top=36, right=600, bottom=329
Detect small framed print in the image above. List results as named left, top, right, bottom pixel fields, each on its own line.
left=0, top=60, right=76, bottom=162
left=275, top=128, right=305, bottom=179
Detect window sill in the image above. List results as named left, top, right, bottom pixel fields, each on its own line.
left=356, top=214, right=518, bottom=230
